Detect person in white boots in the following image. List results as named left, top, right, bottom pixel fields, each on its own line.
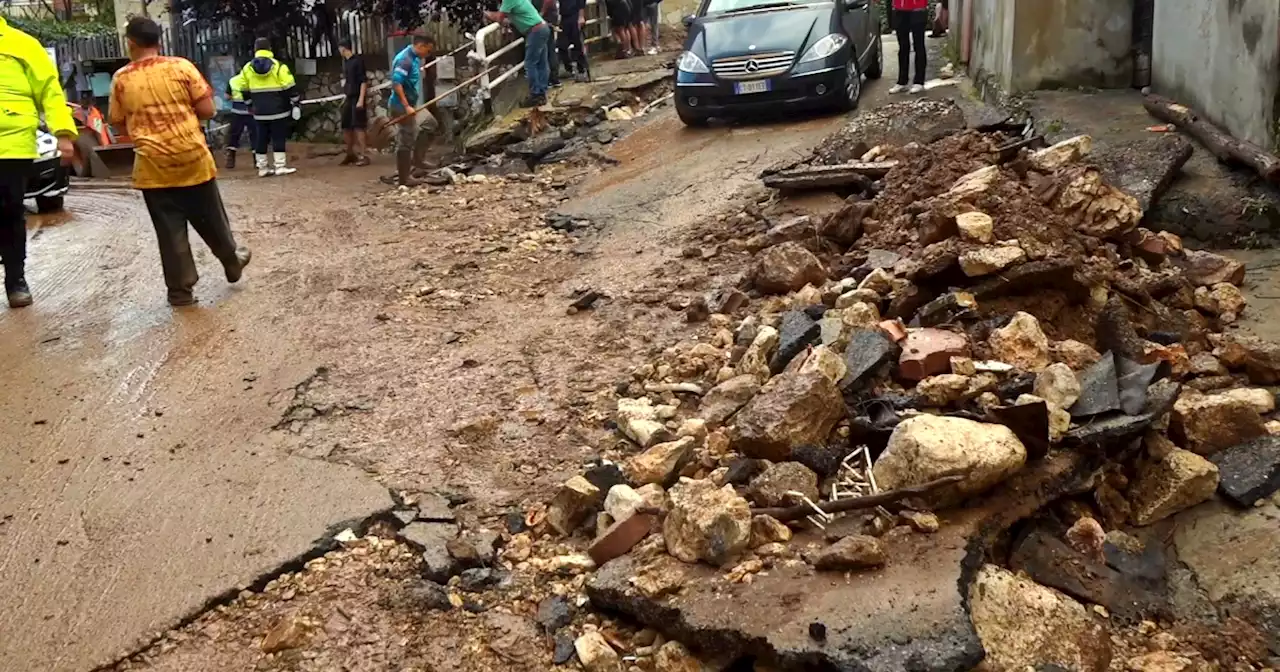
left=888, top=0, right=928, bottom=95
left=239, top=37, right=299, bottom=176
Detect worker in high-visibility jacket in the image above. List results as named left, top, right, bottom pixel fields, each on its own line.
left=0, top=16, right=75, bottom=308
left=239, top=38, right=298, bottom=177
left=223, top=71, right=257, bottom=170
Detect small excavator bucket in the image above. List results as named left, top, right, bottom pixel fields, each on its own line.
left=94, top=144, right=136, bottom=175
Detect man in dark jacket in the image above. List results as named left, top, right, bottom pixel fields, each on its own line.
left=239, top=37, right=299, bottom=176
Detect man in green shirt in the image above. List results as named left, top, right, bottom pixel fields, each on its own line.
left=485, top=0, right=551, bottom=107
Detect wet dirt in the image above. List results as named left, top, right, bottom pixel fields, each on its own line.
left=6, top=37, right=975, bottom=671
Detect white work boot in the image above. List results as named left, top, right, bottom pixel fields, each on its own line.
left=273, top=154, right=297, bottom=176
left=255, top=154, right=273, bottom=177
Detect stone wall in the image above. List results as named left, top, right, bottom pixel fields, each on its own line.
left=1152, top=0, right=1280, bottom=150
left=295, top=66, right=392, bottom=143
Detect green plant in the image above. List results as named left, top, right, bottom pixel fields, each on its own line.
left=1044, top=119, right=1065, bottom=134
left=5, top=15, right=117, bottom=41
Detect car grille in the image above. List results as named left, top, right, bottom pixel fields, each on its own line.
left=712, top=51, right=796, bottom=80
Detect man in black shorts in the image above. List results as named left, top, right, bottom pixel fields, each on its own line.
left=338, top=38, right=370, bottom=166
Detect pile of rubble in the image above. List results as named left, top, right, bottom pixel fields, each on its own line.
left=379, top=103, right=1280, bottom=671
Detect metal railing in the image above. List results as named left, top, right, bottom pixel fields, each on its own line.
left=468, top=0, right=609, bottom=99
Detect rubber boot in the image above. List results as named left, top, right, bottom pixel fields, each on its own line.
left=396, top=151, right=421, bottom=187
left=225, top=246, right=252, bottom=283
left=273, top=153, right=297, bottom=176
left=255, top=154, right=273, bottom=177
left=225, top=147, right=236, bottom=170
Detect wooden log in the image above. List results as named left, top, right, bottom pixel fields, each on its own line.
left=761, top=160, right=899, bottom=191
left=751, top=474, right=964, bottom=522
left=1142, top=94, right=1280, bottom=184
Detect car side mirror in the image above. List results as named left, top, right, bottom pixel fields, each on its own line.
left=847, top=0, right=868, bottom=9
left=682, top=14, right=695, bottom=27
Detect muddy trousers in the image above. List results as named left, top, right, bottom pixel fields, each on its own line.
left=141, top=179, right=239, bottom=303
left=0, top=160, right=30, bottom=291
left=895, top=9, right=927, bottom=86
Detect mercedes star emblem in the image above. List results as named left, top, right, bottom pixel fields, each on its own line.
left=745, top=59, right=760, bottom=72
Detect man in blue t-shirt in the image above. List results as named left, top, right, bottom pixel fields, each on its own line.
left=485, top=0, right=551, bottom=107
left=387, top=33, right=435, bottom=187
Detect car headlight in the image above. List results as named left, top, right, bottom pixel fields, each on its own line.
left=676, top=51, right=710, bottom=73
left=799, top=33, right=849, bottom=63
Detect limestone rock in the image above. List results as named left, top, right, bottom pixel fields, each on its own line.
left=700, top=374, right=761, bottom=428
left=990, top=312, right=1052, bottom=372
left=1219, top=387, right=1276, bottom=414
left=1056, top=166, right=1142, bottom=239
left=1194, top=282, right=1246, bottom=317
left=1171, top=391, right=1266, bottom=455
left=753, top=242, right=827, bottom=294
left=810, top=535, right=886, bottom=571
left=731, top=370, right=846, bottom=461
left=1034, top=363, right=1082, bottom=409
left=960, top=245, right=1026, bottom=277
left=750, top=514, right=793, bottom=547
left=1053, top=339, right=1102, bottom=370
left=900, top=510, right=940, bottom=533
left=617, top=397, right=675, bottom=448
left=664, top=478, right=752, bottom=566
left=957, top=211, right=994, bottom=243
left=798, top=344, right=848, bottom=386
left=1178, top=249, right=1245, bottom=287
left=548, top=475, right=603, bottom=536
left=575, top=631, right=622, bottom=672
left=626, top=436, right=696, bottom=486
left=968, top=564, right=1112, bottom=672
left=1030, top=135, right=1093, bottom=172
left=1128, top=448, right=1219, bottom=526
left=737, top=326, right=780, bottom=383
left=1188, top=352, right=1226, bottom=377
left=605, top=484, right=644, bottom=520
left=839, top=302, right=882, bottom=329
left=873, top=415, right=1027, bottom=508
left=261, top=614, right=309, bottom=653
left=655, top=642, right=706, bottom=672
left=1216, top=334, right=1280, bottom=384
left=899, top=328, right=969, bottom=381
left=915, top=373, right=972, bottom=406
left=746, top=461, right=820, bottom=507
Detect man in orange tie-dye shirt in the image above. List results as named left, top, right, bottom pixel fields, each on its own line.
left=108, top=16, right=251, bottom=307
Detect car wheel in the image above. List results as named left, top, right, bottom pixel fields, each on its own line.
left=865, top=34, right=883, bottom=80
left=677, top=104, right=708, bottom=127
left=35, top=195, right=64, bottom=213
left=839, top=56, right=862, bottom=112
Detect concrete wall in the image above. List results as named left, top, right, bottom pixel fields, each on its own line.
left=1011, top=0, right=1133, bottom=91
left=965, top=0, right=1016, bottom=92
left=963, top=0, right=1133, bottom=94
left=1152, top=0, right=1280, bottom=150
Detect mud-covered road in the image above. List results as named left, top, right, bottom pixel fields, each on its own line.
left=0, top=52, right=925, bottom=671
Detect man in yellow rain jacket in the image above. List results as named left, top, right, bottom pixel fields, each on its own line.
left=239, top=38, right=298, bottom=177
left=224, top=70, right=256, bottom=169
left=0, top=16, right=75, bottom=308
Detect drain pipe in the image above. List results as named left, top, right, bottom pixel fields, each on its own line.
left=960, top=0, right=973, bottom=64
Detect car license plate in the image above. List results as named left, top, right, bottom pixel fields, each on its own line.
left=734, top=80, right=771, bottom=95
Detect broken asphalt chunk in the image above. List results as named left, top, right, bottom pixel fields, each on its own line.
left=769, top=310, right=820, bottom=374
left=1070, top=352, right=1121, bottom=418
left=1208, top=435, right=1280, bottom=507
left=1009, top=527, right=1165, bottom=621
left=1067, top=380, right=1180, bottom=448
left=841, top=329, right=898, bottom=390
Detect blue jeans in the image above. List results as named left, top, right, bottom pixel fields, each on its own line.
left=524, top=23, right=551, bottom=97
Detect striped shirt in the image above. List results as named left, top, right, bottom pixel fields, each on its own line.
left=108, top=56, right=216, bottom=189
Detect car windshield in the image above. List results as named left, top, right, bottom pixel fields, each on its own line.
left=703, top=0, right=821, bottom=16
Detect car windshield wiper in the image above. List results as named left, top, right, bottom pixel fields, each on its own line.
left=722, top=2, right=801, bottom=13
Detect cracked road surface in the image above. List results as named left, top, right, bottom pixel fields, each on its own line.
left=0, top=52, right=909, bottom=671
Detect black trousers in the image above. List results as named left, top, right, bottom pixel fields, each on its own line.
left=141, top=179, right=238, bottom=300
left=0, top=159, right=30, bottom=288
left=547, top=19, right=561, bottom=83
left=228, top=113, right=257, bottom=150
left=895, top=9, right=927, bottom=86
left=253, top=118, right=289, bottom=154
left=560, top=1, right=589, bottom=75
